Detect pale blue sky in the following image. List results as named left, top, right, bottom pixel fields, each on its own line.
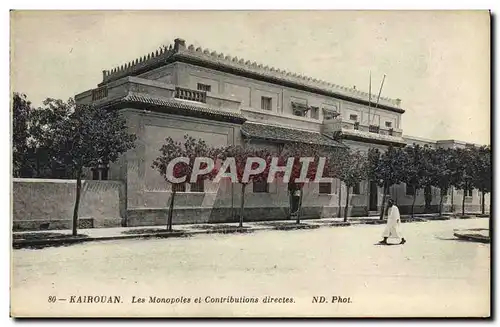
left=10, top=10, right=490, bottom=144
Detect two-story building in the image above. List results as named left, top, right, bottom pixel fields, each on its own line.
left=75, top=38, right=489, bottom=227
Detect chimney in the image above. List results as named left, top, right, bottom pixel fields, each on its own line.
left=174, top=38, right=186, bottom=51
left=102, top=70, right=107, bottom=80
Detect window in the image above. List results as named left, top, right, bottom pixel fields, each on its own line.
left=197, top=83, right=211, bottom=92
left=332, top=179, right=339, bottom=194
left=261, top=97, right=272, bottom=110
left=319, top=182, right=331, bottom=194
left=172, top=183, right=186, bottom=192
left=291, top=102, right=308, bottom=117
left=388, top=128, right=394, bottom=136
left=323, top=109, right=339, bottom=120
left=190, top=180, right=204, bottom=192
left=293, top=109, right=307, bottom=117
left=352, top=183, right=360, bottom=195
left=369, top=125, right=380, bottom=134
left=349, top=114, right=358, bottom=121
left=467, top=188, right=473, bottom=197
left=310, top=106, right=319, bottom=119
left=406, top=184, right=415, bottom=196
left=91, top=164, right=109, bottom=180
left=92, top=169, right=100, bottom=180
left=354, top=122, right=360, bottom=130
left=101, top=168, right=108, bottom=181
left=253, top=180, right=269, bottom=193
left=385, top=121, right=392, bottom=128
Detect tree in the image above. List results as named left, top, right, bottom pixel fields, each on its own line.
left=12, top=94, right=76, bottom=178
left=472, top=145, right=491, bottom=215
left=277, top=142, right=333, bottom=223
left=218, top=144, right=272, bottom=227
left=367, top=146, right=408, bottom=220
left=152, top=135, right=220, bottom=231
left=403, top=144, right=432, bottom=217
left=430, top=147, right=455, bottom=216
left=52, top=102, right=137, bottom=236
left=30, top=98, right=76, bottom=178
left=451, top=147, right=476, bottom=216
left=12, top=93, right=32, bottom=177
left=335, top=150, right=368, bottom=222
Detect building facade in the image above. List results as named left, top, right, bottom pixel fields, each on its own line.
left=75, top=38, right=490, bottom=227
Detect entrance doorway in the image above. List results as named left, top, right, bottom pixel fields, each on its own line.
left=369, top=181, right=378, bottom=211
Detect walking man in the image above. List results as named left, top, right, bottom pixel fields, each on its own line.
left=378, top=199, right=406, bottom=245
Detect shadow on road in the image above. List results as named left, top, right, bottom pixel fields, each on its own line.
left=434, top=236, right=480, bottom=243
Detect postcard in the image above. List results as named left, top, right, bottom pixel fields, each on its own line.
left=10, top=10, right=491, bottom=318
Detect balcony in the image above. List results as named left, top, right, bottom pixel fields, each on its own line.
left=321, top=117, right=406, bottom=146
left=175, top=87, right=207, bottom=103
left=368, top=125, right=380, bottom=134
left=92, top=87, right=108, bottom=101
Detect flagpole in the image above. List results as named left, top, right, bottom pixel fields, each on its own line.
left=375, top=74, right=386, bottom=110
left=372, top=74, right=386, bottom=126
left=367, top=71, right=372, bottom=125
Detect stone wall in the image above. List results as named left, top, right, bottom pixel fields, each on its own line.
left=12, top=179, right=125, bottom=231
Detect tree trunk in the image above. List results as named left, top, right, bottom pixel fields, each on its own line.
left=461, top=188, right=466, bottom=216
left=337, top=181, right=342, bottom=218
left=411, top=191, right=417, bottom=218
left=72, top=169, right=83, bottom=236
left=438, top=189, right=444, bottom=217
left=239, top=183, right=246, bottom=228
left=379, top=183, right=388, bottom=220
left=481, top=190, right=485, bottom=215
left=296, top=188, right=304, bottom=224
left=343, top=187, right=350, bottom=222
left=450, top=186, right=454, bottom=213
left=167, top=189, right=176, bottom=232
left=288, top=187, right=294, bottom=219
left=35, top=154, right=40, bottom=178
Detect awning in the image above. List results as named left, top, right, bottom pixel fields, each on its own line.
left=341, top=128, right=407, bottom=147
left=241, top=122, right=345, bottom=148
left=100, top=94, right=247, bottom=124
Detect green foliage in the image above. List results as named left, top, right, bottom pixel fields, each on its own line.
left=12, top=94, right=79, bottom=178
left=52, top=103, right=137, bottom=177
left=152, top=134, right=222, bottom=231
left=12, top=93, right=32, bottom=177
left=451, top=147, right=476, bottom=192
left=367, top=145, right=408, bottom=219
left=429, top=147, right=455, bottom=195
left=12, top=93, right=138, bottom=235
left=218, top=143, right=273, bottom=184
left=333, top=149, right=368, bottom=221
left=279, top=142, right=331, bottom=191
left=472, top=145, right=491, bottom=194
left=152, top=134, right=221, bottom=184
left=367, top=145, right=408, bottom=189
left=403, top=144, right=431, bottom=191
left=336, top=150, right=368, bottom=188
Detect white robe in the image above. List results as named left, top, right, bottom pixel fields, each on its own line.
left=382, top=205, right=403, bottom=239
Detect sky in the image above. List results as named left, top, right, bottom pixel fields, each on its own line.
left=10, top=10, right=490, bottom=145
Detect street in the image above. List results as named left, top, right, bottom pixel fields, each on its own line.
left=11, top=218, right=490, bottom=317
